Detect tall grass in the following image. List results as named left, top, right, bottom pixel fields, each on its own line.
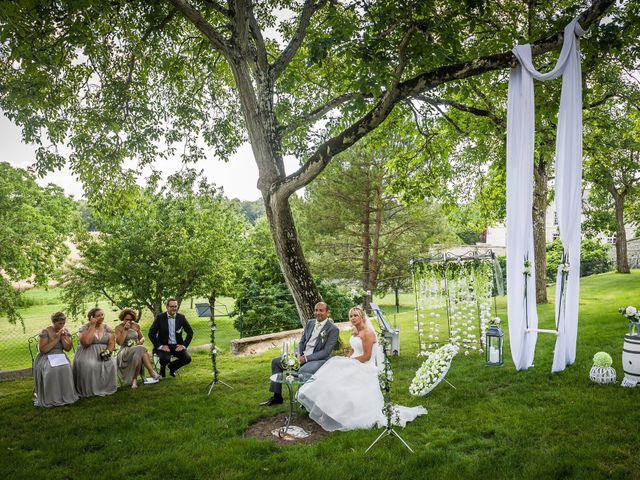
left=0, top=272, right=638, bottom=479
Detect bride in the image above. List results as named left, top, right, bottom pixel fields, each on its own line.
left=297, top=306, right=427, bottom=432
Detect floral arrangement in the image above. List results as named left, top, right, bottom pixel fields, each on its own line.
left=280, top=340, right=299, bottom=372
left=619, top=306, right=640, bottom=322
left=409, top=343, right=459, bottom=397
left=125, top=338, right=137, bottom=348
left=523, top=258, right=532, bottom=276
left=99, top=349, right=112, bottom=361
left=589, top=351, right=616, bottom=385
left=592, top=351, right=613, bottom=368
left=560, top=261, right=571, bottom=273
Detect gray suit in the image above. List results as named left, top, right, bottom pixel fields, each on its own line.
left=270, top=319, right=340, bottom=395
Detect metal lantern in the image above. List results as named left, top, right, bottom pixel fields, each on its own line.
left=485, top=325, right=504, bottom=366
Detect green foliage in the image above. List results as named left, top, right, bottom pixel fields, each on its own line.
left=232, top=199, right=265, bottom=225
left=296, top=133, right=456, bottom=295
left=0, top=162, right=79, bottom=323
left=546, top=239, right=612, bottom=282
left=456, top=230, right=482, bottom=245
left=62, top=172, right=248, bottom=318
left=232, top=219, right=355, bottom=336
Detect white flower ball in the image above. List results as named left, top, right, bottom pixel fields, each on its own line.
left=626, top=306, right=637, bottom=316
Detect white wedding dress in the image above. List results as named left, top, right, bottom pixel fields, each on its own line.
left=297, top=335, right=427, bottom=432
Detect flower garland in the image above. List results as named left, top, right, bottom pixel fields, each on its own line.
left=377, top=334, right=399, bottom=427
left=409, top=343, right=459, bottom=397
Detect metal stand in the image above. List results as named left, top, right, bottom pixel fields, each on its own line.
left=207, top=378, right=233, bottom=395
left=279, top=382, right=295, bottom=437
left=197, top=300, right=234, bottom=395
left=365, top=426, right=414, bottom=454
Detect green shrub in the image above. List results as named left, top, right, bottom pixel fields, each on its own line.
left=546, top=238, right=612, bottom=282
left=231, top=248, right=355, bottom=337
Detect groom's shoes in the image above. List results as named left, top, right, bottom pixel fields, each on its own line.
left=260, top=395, right=284, bottom=406
left=159, top=366, right=166, bottom=378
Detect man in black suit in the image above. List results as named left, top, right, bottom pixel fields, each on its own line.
left=148, top=298, right=193, bottom=377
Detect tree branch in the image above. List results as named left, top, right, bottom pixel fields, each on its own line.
left=246, top=1, right=268, bottom=71
left=280, top=92, right=365, bottom=135
left=416, top=94, right=504, bottom=126
left=275, top=0, right=614, bottom=199
left=271, top=0, right=327, bottom=80
left=167, top=0, right=233, bottom=59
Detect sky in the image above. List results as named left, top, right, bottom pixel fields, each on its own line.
left=0, top=112, right=306, bottom=202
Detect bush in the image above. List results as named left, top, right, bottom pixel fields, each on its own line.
left=231, top=249, right=355, bottom=336
left=546, top=238, right=612, bottom=282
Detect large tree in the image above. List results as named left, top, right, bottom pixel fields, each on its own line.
left=583, top=101, right=640, bottom=273
left=0, top=162, right=78, bottom=323
left=62, top=172, right=248, bottom=317
left=0, top=0, right=615, bottom=322
left=296, top=133, right=455, bottom=310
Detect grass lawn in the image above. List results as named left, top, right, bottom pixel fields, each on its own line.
left=0, top=271, right=639, bottom=479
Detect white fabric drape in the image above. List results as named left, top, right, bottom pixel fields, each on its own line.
left=506, top=17, right=585, bottom=372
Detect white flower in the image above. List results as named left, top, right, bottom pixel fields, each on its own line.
left=287, top=358, right=294, bottom=366
left=626, top=306, right=638, bottom=316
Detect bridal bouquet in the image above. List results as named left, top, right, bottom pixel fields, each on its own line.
left=409, top=343, right=459, bottom=397
left=99, top=349, right=113, bottom=361
left=125, top=338, right=137, bottom=348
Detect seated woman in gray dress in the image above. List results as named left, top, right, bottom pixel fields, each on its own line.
left=33, top=311, right=79, bottom=407
left=115, top=308, right=160, bottom=388
left=73, top=307, right=117, bottom=397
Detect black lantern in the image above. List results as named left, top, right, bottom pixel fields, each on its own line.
left=485, top=325, right=504, bottom=366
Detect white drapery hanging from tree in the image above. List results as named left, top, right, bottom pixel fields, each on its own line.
left=506, top=17, right=585, bottom=372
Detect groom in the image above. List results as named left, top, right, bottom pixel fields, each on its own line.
left=262, top=302, right=339, bottom=406
left=148, top=298, right=193, bottom=377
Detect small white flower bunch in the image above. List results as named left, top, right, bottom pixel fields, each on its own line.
left=523, top=259, right=532, bottom=276
left=620, top=305, right=640, bottom=322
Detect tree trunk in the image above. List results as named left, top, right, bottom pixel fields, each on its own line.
left=612, top=190, right=630, bottom=273
left=265, top=193, right=321, bottom=323
left=361, top=173, right=372, bottom=312
left=369, top=183, right=383, bottom=294
left=533, top=157, right=549, bottom=304
left=229, top=58, right=321, bottom=325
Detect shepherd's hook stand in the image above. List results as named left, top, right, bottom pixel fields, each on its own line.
left=365, top=426, right=414, bottom=454
left=207, top=377, right=233, bottom=395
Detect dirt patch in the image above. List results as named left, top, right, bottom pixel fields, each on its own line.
left=244, top=412, right=330, bottom=446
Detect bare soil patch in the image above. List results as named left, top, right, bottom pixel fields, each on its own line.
left=244, top=412, right=330, bottom=446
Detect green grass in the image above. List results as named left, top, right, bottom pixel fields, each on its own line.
left=0, top=272, right=639, bottom=479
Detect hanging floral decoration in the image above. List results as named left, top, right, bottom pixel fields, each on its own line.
left=411, top=253, right=500, bottom=357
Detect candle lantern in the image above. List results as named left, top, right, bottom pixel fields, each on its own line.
left=485, top=325, right=504, bottom=366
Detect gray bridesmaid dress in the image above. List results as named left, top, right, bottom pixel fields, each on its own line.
left=73, top=325, right=117, bottom=397
left=117, top=328, right=148, bottom=384
left=33, top=329, right=79, bottom=407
